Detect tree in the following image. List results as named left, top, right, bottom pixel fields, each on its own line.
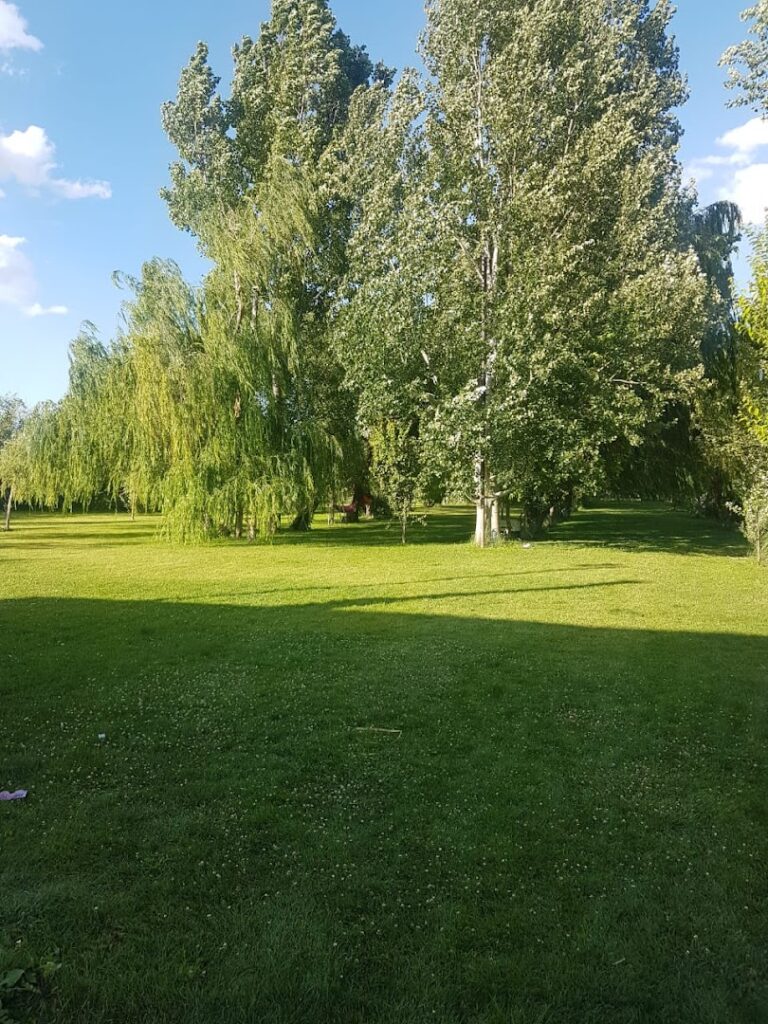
left=331, top=72, right=438, bottom=542
left=732, top=233, right=768, bottom=561
left=156, top=0, right=387, bottom=535
left=161, top=0, right=382, bottom=247
left=691, top=201, right=743, bottom=372
left=0, top=401, right=62, bottom=529
left=721, top=1, right=768, bottom=111
left=721, top=6, right=768, bottom=560
left=0, top=394, right=26, bottom=530
left=339, top=0, right=707, bottom=546
left=605, top=200, right=744, bottom=514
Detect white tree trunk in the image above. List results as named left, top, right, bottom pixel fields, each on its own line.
left=490, top=498, right=500, bottom=542
left=474, top=455, right=487, bottom=547
left=475, top=500, right=486, bottom=548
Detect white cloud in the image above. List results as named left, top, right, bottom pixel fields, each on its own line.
left=0, top=234, right=68, bottom=316
left=0, top=233, right=34, bottom=307
left=0, top=125, right=112, bottom=200
left=0, top=126, right=52, bottom=187
left=24, top=301, right=68, bottom=317
left=51, top=177, right=111, bottom=201
left=0, top=1, right=41, bottom=53
left=718, top=118, right=768, bottom=157
left=692, top=153, right=748, bottom=170
left=689, top=117, right=768, bottom=226
left=721, top=163, right=768, bottom=226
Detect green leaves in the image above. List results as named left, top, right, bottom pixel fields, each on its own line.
left=721, top=2, right=768, bottom=112
left=2, top=1, right=736, bottom=547
left=337, top=0, right=708, bottom=536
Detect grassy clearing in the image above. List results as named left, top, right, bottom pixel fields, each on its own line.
left=0, top=504, right=766, bottom=1023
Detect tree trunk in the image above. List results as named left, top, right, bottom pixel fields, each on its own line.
left=504, top=498, right=513, bottom=534
left=3, top=485, right=13, bottom=532
left=490, top=498, right=500, bottom=542
left=290, top=509, right=313, bottom=532
left=474, top=456, right=487, bottom=548
left=234, top=507, right=244, bottom=540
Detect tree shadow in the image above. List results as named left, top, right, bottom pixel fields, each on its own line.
left=204, top=564, right=626, bottom=603
left=279, top=506, right=475, bottom=548
left=550, top=502, right=748, bottom=558
left=2, top=504, right=747, bottom=559
left=0, top=519, right=159, bottom=549
left=1, top=593, right=766, bottom=1023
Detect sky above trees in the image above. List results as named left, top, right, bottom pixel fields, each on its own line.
left=0, top=0, right=760, bottom=405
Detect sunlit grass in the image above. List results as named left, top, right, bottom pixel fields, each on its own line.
left=1, top=504, right=766, bottom=1023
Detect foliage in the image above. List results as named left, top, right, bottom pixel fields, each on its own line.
left=4, top=1, right=384, bottom=540
left=731, top=231, right=768, bottom=560
left=721, top=1, right=768, bottom=111
left=0, top=395, right=25, bottom=449
left=368, top=420, right=420, bottom=543
left=161, top=0, right=383, bottom=245
left=0, top=0, right=754, bottom=549
left=0, top=954, right=60, bottom=1024
left=0, top=394, right=26, bottom=528
left=689, top=201, right=743, bottom=372
left=335, top=0, right=709, bottom=546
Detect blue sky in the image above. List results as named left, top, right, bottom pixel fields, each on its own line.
left=0, top=0, right=760, bottom=405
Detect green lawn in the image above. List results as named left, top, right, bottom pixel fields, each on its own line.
left=1, top=504, right=766, bottom=1023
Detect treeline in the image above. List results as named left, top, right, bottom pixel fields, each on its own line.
left=1, top=0, right=767, bottom=553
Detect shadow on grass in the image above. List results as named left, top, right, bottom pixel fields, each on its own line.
left=279, top=507, right=476, bottom=548
left=551, top=502, right=748, bottom=558
left=1, top=593, right=766, bottom=1024
left=203, top=563, right=627, bottom=603
left=2, top=503, right=748, bottom=560
left=0, top=523, right=160, bottom=549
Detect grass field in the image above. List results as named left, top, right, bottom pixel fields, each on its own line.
left=1, top=504, right=766, bottom=1023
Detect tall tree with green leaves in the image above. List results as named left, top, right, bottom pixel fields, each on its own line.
left=339, top=0, right=707, bottom=546
left=722, top=1, right=768, bottom=111
left=429, top=0, right=708, bottom=544
left=722, top=4, right=768, bottom=560
left=332, top=72, right=438, bottom=541
left=158, top=0, right=386, bottom=533
left=731, top=234, right=768, bottom=561
left=606, top=200, right=743, bottom=512
left=0, top=394, right=25, bottom=530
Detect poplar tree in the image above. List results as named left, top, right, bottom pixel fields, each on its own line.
left=722, top=1, right=768, bottom=111
left=332, top=72, right=437, bottom=540
left=723, top=3, right=768, bottom=559
left=344, top=0, right=707, bottom=545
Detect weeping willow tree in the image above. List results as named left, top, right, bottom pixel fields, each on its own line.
left=2, top=0, right=381, bottom=541
left=151, top=0, right=384, bottom=536
left=144, top=160, right=346, bottom=541
left=0, top=401, right=65, bottom=522
left=0, top=394, right=26, bottom=530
